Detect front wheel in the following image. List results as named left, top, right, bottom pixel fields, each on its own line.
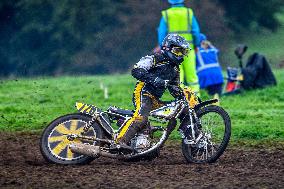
left=40, top=113, right=104, bottom=165
left=182, top=105, right=231, bottom=163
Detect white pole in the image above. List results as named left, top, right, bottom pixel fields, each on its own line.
left=100, top=82, right=104, bottom=90
left=104, top=87, right=109, bottom=99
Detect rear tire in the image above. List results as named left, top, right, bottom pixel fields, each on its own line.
left=182, top=105, right=231, bottom=163
left=40, top=113, right=104, bottom=165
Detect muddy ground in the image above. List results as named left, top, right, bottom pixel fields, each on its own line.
left=0, top=132, right=283, bottom=189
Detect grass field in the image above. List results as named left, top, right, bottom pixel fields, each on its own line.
left=1, top=69, right=284, bottom=145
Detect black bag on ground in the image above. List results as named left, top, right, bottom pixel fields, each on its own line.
left=241, top=53, right=277, bottom=90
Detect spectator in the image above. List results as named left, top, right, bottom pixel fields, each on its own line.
left=196, top=33, right=224, bottom=104
left=156, top=0, right=201, bottom=94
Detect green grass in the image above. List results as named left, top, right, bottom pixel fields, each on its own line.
left=0, top=75, right=135, bottom=131
left=1, top=70, right=284, bottom=146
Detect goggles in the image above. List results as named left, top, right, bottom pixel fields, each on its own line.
left=171, top=46, right=189, bottom=57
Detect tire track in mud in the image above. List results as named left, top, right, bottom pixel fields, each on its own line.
left=0, top=132, right=283, bottom=189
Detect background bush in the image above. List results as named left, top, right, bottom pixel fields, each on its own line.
left=0, top=0, right=283, bottom=77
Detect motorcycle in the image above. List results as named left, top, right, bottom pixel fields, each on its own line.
left=40, top=87, right=231, bottom=164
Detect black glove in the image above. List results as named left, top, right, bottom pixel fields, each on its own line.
left=176, top=93, right=187, bottom=101
left=153, top=77, right=168, bottom=88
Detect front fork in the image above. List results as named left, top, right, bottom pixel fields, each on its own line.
left=180, top=110, right=202, bottom=142
left=191, top=111, right=203, bottom=141
left=192, top=111, right=202, bottom=130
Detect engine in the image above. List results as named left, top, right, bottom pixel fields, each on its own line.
left=131, top=134, right=151, bottom=152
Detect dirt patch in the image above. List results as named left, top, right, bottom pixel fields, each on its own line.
left=0, top=132, right=283, bottom=189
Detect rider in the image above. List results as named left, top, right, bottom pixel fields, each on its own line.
left=115, top=34, right=197, bottom=149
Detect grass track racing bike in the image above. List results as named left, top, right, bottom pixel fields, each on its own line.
left=40, top=87, right=231, bottom=164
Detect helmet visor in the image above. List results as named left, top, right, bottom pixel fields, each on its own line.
left=171, top=46, right=189, bottom=57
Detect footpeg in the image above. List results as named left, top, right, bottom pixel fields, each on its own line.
left=109, top=143, right=135, bottom=153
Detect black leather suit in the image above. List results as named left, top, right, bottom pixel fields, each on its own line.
left=116, top=51, right=192, bottom=144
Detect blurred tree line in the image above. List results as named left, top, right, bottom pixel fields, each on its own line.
left=0, top=0, right=283, bottom=77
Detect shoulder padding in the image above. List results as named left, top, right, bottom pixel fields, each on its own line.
left=134, top=55, right=155, bottom=70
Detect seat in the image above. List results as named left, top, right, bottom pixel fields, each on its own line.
left=108, top=106, right=134, bottom=116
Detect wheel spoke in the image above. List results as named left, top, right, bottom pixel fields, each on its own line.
left=52, top=140, right=68, bottom=156
left=70, top=120, right=78, bottom=131
left=55, top=124, right=70, bottom=134
left=205, top=146, right=209, bottom=160
left=209, top=144, right=218, bottom=156
left=201, top=150, right=205, bottom=160
left=48, top=135, right=66, bottom=143
left=196, top=149, right=201, bottom=160
left=67, top=147, right=73, bottom=159
left=75, top=124, right=85, bottom=134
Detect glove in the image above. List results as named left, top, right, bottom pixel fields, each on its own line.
left=177, top=94, right=187, bottom=102
left=153, top=77, right=168, bottom=88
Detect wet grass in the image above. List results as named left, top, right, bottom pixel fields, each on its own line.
left=0, top=69, right=284, bottom=146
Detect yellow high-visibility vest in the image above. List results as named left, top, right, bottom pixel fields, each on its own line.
left=162, top=7, right=194, bottom=48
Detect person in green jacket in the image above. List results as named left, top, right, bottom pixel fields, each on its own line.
left=156, top=0, right=201, bottom=94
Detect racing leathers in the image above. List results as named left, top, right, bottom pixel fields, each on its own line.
left=116, top=51, right=194, bottom=144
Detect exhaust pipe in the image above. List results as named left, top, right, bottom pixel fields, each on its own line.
left=69, top=143, right=117, bottom=158
left=69, top=143, right=100, bottom=157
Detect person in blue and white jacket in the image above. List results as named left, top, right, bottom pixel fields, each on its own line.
left=196, top=33, right=224, bottom=103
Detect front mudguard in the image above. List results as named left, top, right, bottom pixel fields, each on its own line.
left=193, top=99, right=218, bottom=112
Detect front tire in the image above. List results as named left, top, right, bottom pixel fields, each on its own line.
left=182, top=105, right=231, bottom=163
left=40, top=113, right=104, bottom=165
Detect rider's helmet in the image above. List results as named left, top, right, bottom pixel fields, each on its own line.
left=168, top=0, right=184, bottom=5
left=162, top=33, right=190, bottom=65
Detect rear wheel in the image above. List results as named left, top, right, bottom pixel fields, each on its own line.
left=182, top=105, right=231, bottom=163
left=40, top=113, right=104, bottom=165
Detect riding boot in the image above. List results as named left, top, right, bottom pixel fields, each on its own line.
left=109, top=125, right=139, bottom=153
left=118, top=125, right=138, bottom=145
